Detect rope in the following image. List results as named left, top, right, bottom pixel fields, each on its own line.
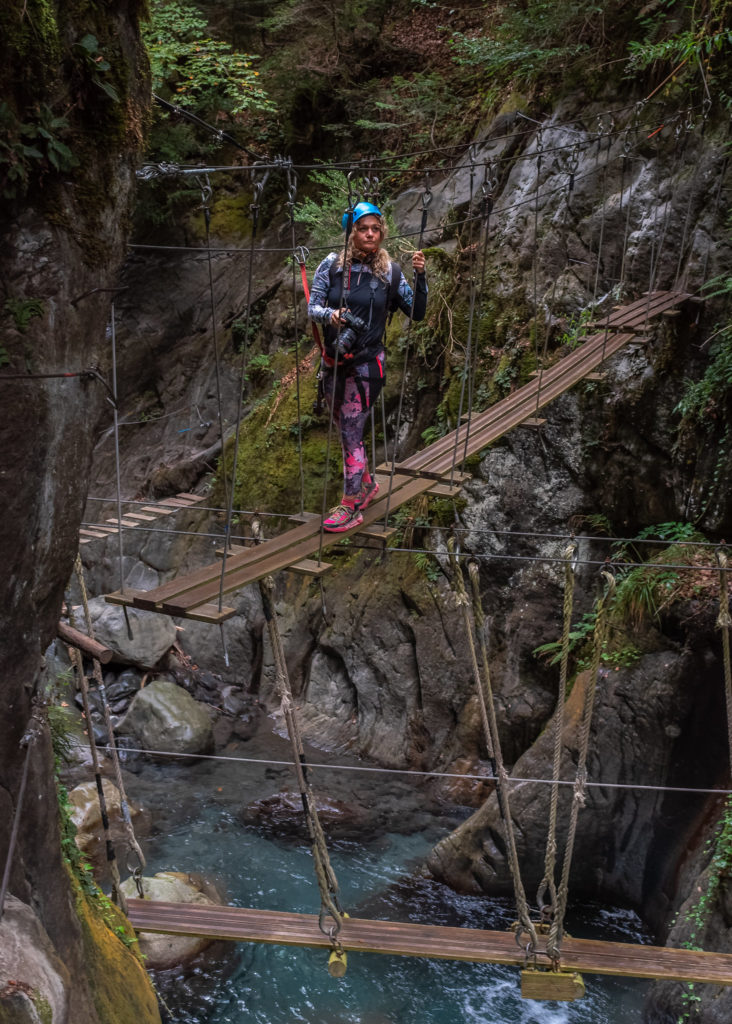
left=0, top=701, right=45, bottom=923
left=383, top=177, right=433, bottom=526
left=716, top=548, right=732, bottom=780
left=64, top=739, right=732, bottom=797
left=317, top=170, right=357, bottom=563
left=531, top=129, right=545, bottom=416
left=200, top=174, right=232, bottom=519
left=253, top=519, right=344, bottom=949
left=73, top=556, right=146, bottom=898
left=218, top=166, right=268, bottom=604
left=287, top=170, right=306, bottom=517
left=546, top=571, right=616, bottom=963
left=591, top=116, right=614, bottom=302
left=450, top=147, right=479, bottom=475
left=152, top=93, right=265, bottom=162
left=65, top=609, right=125, bottom=910
left=536, top=543, right=577, bottom=928
left=139, top=97, right=706, bottom=179
left=447, top=540, right=539, bottom=954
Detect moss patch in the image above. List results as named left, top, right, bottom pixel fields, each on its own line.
left=218, top=352, right=343, bottom=514
left=72, top=872, right=160, bottom=1024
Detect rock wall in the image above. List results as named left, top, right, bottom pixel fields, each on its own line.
left=0, top=2, right=161, bottom=1020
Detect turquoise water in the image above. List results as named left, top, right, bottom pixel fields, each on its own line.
left=124, top=732, right=652, bottom=1024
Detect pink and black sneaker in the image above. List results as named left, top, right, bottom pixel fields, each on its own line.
left=356, top=478, right=380, bottom=511
left=323, top=503, right=364, bottom=532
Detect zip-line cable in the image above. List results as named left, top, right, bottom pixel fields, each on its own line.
left=64, top=741, right=732, bottom=798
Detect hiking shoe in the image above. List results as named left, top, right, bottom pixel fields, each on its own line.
left=323, top=504, right=364, bottom=533
left=356, top=478, right=380, bottom=511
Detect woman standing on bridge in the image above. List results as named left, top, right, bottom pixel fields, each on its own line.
left=308, top=202, right=428, bottom=532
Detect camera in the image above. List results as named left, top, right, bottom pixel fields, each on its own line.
left=337, top=310, right=367, bottom=357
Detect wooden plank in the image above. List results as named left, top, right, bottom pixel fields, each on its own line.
left=125, top=901, right=732, bottom=987
left=124, top=512, right=157, bottom=522
left=520, top=418, right=546, bottom=427
left=286, top=558, right=333, bottom=577
left=215, top=545, right=248, bottom=558
left=176, top=492, right=205, bottom=503
left=426, top=482, right=463, bottom=498
left=105, top=589, right=144, bottom=608
left=156, top=497, right=198, bottom=508
left=79, top=528, right=110, bottom=539
left=355, top=523, right=397, bottom=541
left=521, top=969, right=585, bottom=1001
left=105, top=518, right=139, bottom=527
left=142, top=506, right=175, bottom=516
left=183, top=602, right=237, bottom=624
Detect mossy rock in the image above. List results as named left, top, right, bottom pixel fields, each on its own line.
left=72, top=873, right=161, bottom=1024
left=218, top=350, right=343, bottom=514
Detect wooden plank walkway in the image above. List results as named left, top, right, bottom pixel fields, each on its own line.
left=125, top=899, right=732, bottom=986
left=80, top=492, right=206, bottom=545
left=587, top=290, right=694, bottom=332
left=105, top=292, right=691, bottom=622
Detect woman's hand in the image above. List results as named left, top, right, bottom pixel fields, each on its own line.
left=412, top=250, right=426, bottom=275
left=330, top=308, right=348, bottom=326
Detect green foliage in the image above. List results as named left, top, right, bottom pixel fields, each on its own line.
left=557, top=308, right=594, bottom=350
left=450, top=1, right=604, bottom=84
left=675, top=276, right=732, bottom=428
left=627, top=0, right=732, bottom=72
left=246, top=351, right=273, bottom=385
left=675, top=798, right=732, bottom=1022
left=144, top=0, right=274, bottom=118
left=414, top=549, right=442, bottom=583
left=73, top=34, right=120, bottom=103
left=4, top=296, right=44, bottom=332
left=0, top=103, right=77, bottom=199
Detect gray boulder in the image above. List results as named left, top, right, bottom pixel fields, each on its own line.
left=117, top=678, right=213, bottom=755
left=119, top=871, right=220, bottom=970
left=0, top=896, right=70, bottom=1023
left=86, top=597, right=177, bottom=668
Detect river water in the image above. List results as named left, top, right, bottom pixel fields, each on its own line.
left=122, top=723, right=652, bottom=1024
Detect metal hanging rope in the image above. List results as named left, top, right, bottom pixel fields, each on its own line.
left=382, top=176, right=433, bottom=527
left=0, top=701, right=46, bottom=923
left=452, top=144, right=479, bottom=456
left=218, top=164, right=269, bottom=619
left=317, top=168, right=358, bottom=564
left=199, top=173, right=232, bottom=519
left=286, top=166, right=307, bottom=517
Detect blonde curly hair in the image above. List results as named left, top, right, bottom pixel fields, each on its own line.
left=336, top=215, right=391, bottom=282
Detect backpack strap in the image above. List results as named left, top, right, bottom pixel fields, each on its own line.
left=388, top=260, right=401, bottom=311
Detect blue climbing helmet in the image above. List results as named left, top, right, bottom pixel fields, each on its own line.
left=341, top=201, right=382, bottom=232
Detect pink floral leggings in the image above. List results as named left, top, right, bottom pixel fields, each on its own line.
left=322, top=352, right=384, bottom=499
